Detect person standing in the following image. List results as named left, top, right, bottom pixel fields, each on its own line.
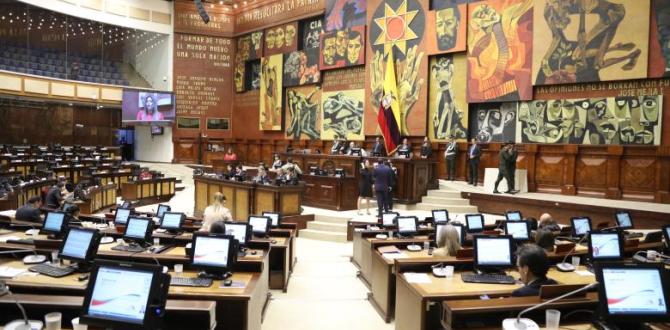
left=387, top=160, right=398, bottom=210
left=444, top=137, right=458, bottom=181
left=467, top=138, right=481, bottom=186
left=371, top=136, right=384, bottom=156
left=372, top=159, right=393, bottom=217
left=357, top=159, right=373, bottom=215
left=420, top=137, right=432, bottom=159
left=493, top=141, right=519, bottom=194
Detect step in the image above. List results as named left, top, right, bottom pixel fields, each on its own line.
left=299, top=229, right=348, bottom=243
left=426, top=190, right=462, bottom=199
left=306, top=221, right=348, bottom=233
left=414, top=203, right=478, bottom=213
left=421, top=196, right=472, bottom=205
left=313, top=214, right=351, bottom=224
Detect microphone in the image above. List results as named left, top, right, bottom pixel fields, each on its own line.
left=1, top=280, right=45, bottom=330
left=0, top=249, right=47, bottom=265
left=502, top=282, right=598, bottom=330
left=556, top=234, right=588, bottom=272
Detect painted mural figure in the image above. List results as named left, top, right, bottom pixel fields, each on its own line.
left=436, top=5, right=460, bottom=51
left=431, top=56, right=466, bottom=139
left=322, top=92, right=364, bottom=139
left=536, top=0, right=642, bottom=84
left=261, top=58, right=280, bottom=128
left=286, top=89, right=320, bottom=140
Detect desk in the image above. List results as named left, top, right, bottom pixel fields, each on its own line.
left=87, top=170, right=132, bottom=189
left=0, top=179, right=57, bottom=211
left=394, top=267, right=596, bottom=330
left=76, top=184, right=117, bottom=214
left=0, top=256, right=269, bottom=330
left=193, top=175, right=304, bottom=219
left=121, top=177, right=177, bottom=205
left=280, top=153, right=438, bottom=204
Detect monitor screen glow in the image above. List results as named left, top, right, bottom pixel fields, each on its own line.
left=192, top=236, right=231, bottom=268
left=263, top=212, right=280, bottom=227
left=397, top=217, right=416, bottom=234
left=615, top=212, right=633, bottom=229
left=160, top=213, right=182, bottom=229
left=125, top=218, right=149, bottom=240
left=44, top=212, right=65, bottom=232
left=225, top=224, right=248, bottom=245
left=382, top=213, right=397, bottom=226
left=121, top=90, right=175, bottom=124
left=156, top=205, right=170, bottom=218
left=476, top=237, right=512, bottom=267
left=249, top=216, right=269, bottom=234
left=61, top=228, right=94, bottom=260
left=115, top=209, right=131, bottom=225
left=87, top=266, right=153, bottom=324
left=590, top=233, right=622, bottom=260
left=506, top=211, right=522, bottom=221
left=506, top=222, right=529, bottom=240
left=466, top=214, right=484, bottom=231
left=573, top=218, right=591, bottom=236
left=603, top=268, right=667, bottom=315
left=432, top=210, right=449, bottom=224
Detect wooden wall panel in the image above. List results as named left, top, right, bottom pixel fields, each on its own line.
left=575, top=154, right=608, bottom=198
left=534, top=155, right=564, bottom=192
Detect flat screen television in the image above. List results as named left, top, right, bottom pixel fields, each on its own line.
left=122, top=90, right=175, bottom=125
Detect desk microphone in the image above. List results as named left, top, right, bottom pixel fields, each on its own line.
left=1, top=280, right=45, bottom=330
left=0, top=248, right=47, bottom=264
left=556, top=234, right=588, bottom=272
left=502, top=282, right=598, bottom=330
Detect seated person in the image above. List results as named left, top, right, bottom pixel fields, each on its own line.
left=223, top=147, right=237, bottom=161
left=138, top=168, right=153, bottom=180
left=232, top=165, right=246, bottom=180
left=209, top=221, right=226, bottom=234
left=44, top=181, right=65, bottom=209
left=283, top=167, right=300, bottom=185
left=272, top=154, right=283, bottom=170
left=254, top=166, right=271, bottom=184
left=433, top=224, right=462, bottom=257
left=538, top=213, right=560, bottom=232
left=331, top=139, right=345, bottom=154
left=281, top=158, right=302, bottom=175
left=512, top=244, right=557, bottom=297
left=15, top=196, right=43, bottom=222
left=346, top=141, right=368, bottom=156
left=534, top=229, right=555, bottom=252
left=64, top=204, right=81, bottom=222
left=396, top=138, right=411, bottom=158
left=420, top=137, right=432, bottom=159
left=200, top=192, right=233, bottom=231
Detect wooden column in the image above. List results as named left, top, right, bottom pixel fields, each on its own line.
left=524, top=144, right=538, bottom=192
left=561, top=144, right=578, bottom=195
left=605, top=145, right=623, bottom=200
left=655, top=146, right=670, bottom=203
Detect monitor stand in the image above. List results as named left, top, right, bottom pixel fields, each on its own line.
left=237, top=247, right=247, bottom=258
left=397, top=233, right=414, bottom=239
left=72, top=262, right=92, bottom=273
left=197, top=271, right=232, bottom=281
left=594, top=320, right=652, bottom=330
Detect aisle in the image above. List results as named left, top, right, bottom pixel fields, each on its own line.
left=262, top=238, right=394, bottom=330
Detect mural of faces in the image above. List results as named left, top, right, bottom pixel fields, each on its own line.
left=436, top=6, right=460, bottom=50
left=320, top=26, right=365, bottom=70
left=471, top=103, right=517, bottom=143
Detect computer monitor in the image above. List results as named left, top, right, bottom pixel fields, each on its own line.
left=123, top=217, right=152, bottom=245
left=156, top=204, right=171, bottom=219
left=43, top=211, right=67, bottom=237
left=350, top=148, right=362, bottom=156
left=505, top=211, right=523, bottom=221
left=262, top=212, right=281, bottom=227
left=398, top=150, right=410, bottom=158
left=59, top=227, right=100, bottom=269
left=81, top=260, right=167, bottom=329
left=504, top=221, right=530, bottom=241
left=120, top=200, right=132, bottom=209
left=381, top=212, right=399, bottom=227
left=465, top=214, right=485, bottom=233
left=190, top=233, right=237, bottom=278
left=248, top=216, right=271, bottom=237
left=435, top=223, right=464, bottom=245
left=395, top=216, right=418, bottom=236
left=114, top=208, right=132, bottom=225
left=473, top=236, right=514, bottom=268
left=225, top=222, right=252, bottom=247
left=571, top=217, right=592, bottom=237
left=159, top=212, right=184, bottom=232
left=614, top=211, right=633, bottom=230
left=595, top=262, right=669, bottom=326
left=431, top=209, right=449, bottom=224
left=588, top=231, right=624, bottom=261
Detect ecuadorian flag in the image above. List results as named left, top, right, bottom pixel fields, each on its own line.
left=377, top=51, right=402, bottom=155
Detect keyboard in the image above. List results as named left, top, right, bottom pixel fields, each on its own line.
left=461, top=273, right=516, bottom=285
left=111, top=244, right=146, bottom=253
left=170, top=277, right=213, bottom=287
left=7, top=238, right=34, bottom=245
left=29, top=264, right=75, bottom=278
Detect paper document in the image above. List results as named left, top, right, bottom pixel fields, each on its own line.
left=382, top=252, right=407, bottom=260
left=404, top=272, right=431, bottom=284
left=0, top=266, right=26, bottom=278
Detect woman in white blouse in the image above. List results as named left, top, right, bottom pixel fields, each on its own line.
left=200, top=192, right=232, bottom=231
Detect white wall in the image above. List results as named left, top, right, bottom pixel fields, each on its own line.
left=134, top=125, right=173, bottom=163
left=128, top=34, right=172, bottom=91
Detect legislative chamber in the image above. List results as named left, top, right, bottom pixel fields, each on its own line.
left=0, top=0, right=669, bottom=330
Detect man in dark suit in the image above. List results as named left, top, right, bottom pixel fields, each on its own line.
left=494, top=141, right=519, bottom=194
left=15, top=196, right=43, bottom=222
left=511, top=244, right=557, bottom=296
left=467, top=138, right=481, bottom=185
left=371, top=137, right=384, bottom=156
left=44, top=181, right=65, bottom=209
left=372, top=159, right=393, bottom=217
left=420, top=137, right=432, bottom=158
